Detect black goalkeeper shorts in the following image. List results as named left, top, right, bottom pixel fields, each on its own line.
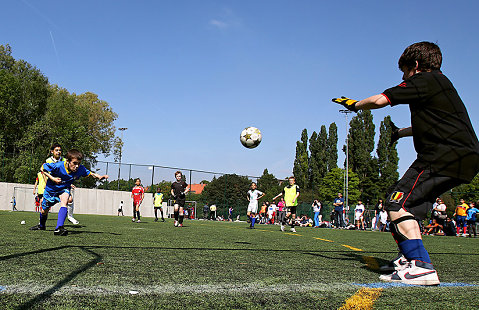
left=384, top=166, right=463, bottom=220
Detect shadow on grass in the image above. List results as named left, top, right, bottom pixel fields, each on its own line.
left=3, top=244, right=479, bottom=309
left=14, top=247, right=102, bottom=310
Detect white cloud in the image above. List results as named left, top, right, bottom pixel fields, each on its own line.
left=209, top=19, right=229, bottom=29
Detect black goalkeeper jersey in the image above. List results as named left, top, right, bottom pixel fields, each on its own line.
left=383, top=71, right=479, bottom=181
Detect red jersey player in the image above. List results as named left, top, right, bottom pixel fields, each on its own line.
left=131, top=178, right=145, bottom=223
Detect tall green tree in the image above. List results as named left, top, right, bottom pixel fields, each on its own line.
left=318, top=168, right=360, bottom=203
left=293, top=128, right=309, bottom=189
left=0, top=45, right=118, bottom=184
left=327, top=123, right=338, bottom=171
left=201, top=174, right=251, bottom=209
left=257, top=168, right=282, bottom=202
left=309, top=126, right=328, bottom=193
left=345, top=111, right=378, bottom=201
left=377, top=116, right=399, bottom=197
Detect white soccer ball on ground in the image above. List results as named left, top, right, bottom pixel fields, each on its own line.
left=240, top=127, right=262, bottom=149
left=21, top=220, right=26, bottom=225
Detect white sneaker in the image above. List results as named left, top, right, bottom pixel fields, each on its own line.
left=379, top=253, right=408, bottom=272
left=132, top=218, right=136, bottom=222
left=68, top=216, right=79, bottom=225
left=174, top=220, right=178, bottom=227
left=280, top=225, right=285, bottom=232
left=462, top=233, right=468, bottom=237
left=137, top=220, right=141, bottom=223
left=380, top=260, right=440, bottom=286
left=290, top=227, right=296, bottom=233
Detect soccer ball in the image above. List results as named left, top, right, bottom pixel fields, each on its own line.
left=240, top=127, right=262, bottom=149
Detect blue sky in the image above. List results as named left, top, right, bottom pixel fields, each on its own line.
left=3, top=0, right=479, bottom=183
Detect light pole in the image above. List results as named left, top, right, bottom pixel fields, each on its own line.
left=117, top=127, right=128, bottom=190
left=339, top=109, right=352, bottom=220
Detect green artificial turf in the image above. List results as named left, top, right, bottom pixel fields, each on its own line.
left=0, top=211, right=478, bottom=309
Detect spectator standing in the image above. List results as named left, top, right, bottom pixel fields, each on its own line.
left=466, top=202, right=478, bottom=238
left=432, top=198, right=447, bottom=227
left=453, top=198, right=469, bottom=236
left=372, top=199, right=383, bottom=230
left=210, top=204, right=217, bottom=220
left=333, top=193, right=344, bottom=228
left=203, top=204, right=209, bottom=220
left=312, top=200, right=321, bottom=227
left=354, top=200, right=365, bottom=230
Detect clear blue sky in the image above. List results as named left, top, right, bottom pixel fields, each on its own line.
left=3, top=0, right=479, bottom=183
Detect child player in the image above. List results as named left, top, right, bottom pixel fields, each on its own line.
left=153, top=187, right=165, bottom=222
left=273, top=176, right=300, bottom=232
left=246, top=182, right=265, bottom=229
left=46, top=143, right=79, bottom=225
left=333, top=42, right=479, bottom=285
left=131, top=178, right=145, bottom=223
left=29, top=149, right=108, bottom=235
left=171, top=171, right=189, bottom=227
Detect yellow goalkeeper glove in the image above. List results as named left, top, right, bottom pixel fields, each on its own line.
left=332, top=96, right=358, bottom=112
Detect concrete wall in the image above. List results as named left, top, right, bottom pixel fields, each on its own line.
left=0, top=182, right=168, bottom=218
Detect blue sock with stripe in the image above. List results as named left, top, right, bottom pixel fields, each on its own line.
left=56, top=207, right=68, bottom=229
left=39, top=212, right=48, bottom=228
left=398, top=239, right=431, bottom=263
left=251, top=217, right=256, bottom=227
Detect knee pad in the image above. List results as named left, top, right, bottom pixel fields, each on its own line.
left=390, top=215, right=416, bottom=244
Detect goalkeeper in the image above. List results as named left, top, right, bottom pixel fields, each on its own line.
left=332, top=42, right=479, bottom=286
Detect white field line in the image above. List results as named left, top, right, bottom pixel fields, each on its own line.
left=1, top=282, right=352, bottom=295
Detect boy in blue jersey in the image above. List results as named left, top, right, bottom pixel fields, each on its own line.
left=29, top=149, right=108, bottom=235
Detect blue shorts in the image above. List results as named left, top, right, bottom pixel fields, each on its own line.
left=456, top=215, right=466, bottom=228
left=42, top=189, right=71, bottom=210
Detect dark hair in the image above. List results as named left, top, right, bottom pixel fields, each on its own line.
left=50, top=143, right=62, bottom=151
left=398, top=42, right=442, bottom=72
left=175, top=171, right=182, bottom=176
left=66, top=149, right=83, bottom=161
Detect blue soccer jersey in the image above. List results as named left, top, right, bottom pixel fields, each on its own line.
left=43, top=161, right=91, bottom=194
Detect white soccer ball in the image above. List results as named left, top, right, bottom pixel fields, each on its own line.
left=21, top=220, right=26, bottom=225
left=240, top=127, right=262, bottom=149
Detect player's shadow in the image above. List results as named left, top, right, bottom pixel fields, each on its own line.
left=303, top=251, right=394, bottom=274
left=67, top=230, right=121, bottom=236
left=15, top=246, right=103, bottom=310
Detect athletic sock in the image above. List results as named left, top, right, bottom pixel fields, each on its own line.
left=154, top=209, right=158, bottom=220
left=39, top=212, right=48, bottom=228
left=174, top=211, right=179, bottom=221
left=457, top=227, right=460, bottom=235
left=137, top=211, right=141, bottom=220
left=56, top=207, right=68, bottom=230
left=398, top=239, right=431, bottom=263
left=179, top=215, right=184, bottom=225
left=251, top=217, right=256, bottom=227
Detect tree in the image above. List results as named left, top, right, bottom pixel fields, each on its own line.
left=0, top=45, right=118, bottom=184
left=257, top=168, right=282, bottom=202
left=309, top=127, right=328, bottom=194
left=345, top=111, right=378, bottom=201
left=377, top=116, right=399, bottom=197
left=201, top=174, right=251, bottom=210
left=293, top=129, right=309, bottom=189
left=327, top=123, right=338, bottom=171
left=318, top=168, right=360, bottom=203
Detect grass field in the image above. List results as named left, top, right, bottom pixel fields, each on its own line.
left=1, top=210, right=478, bottom=309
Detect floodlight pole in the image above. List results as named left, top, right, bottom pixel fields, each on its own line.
left=339, top=110, right=352, bottom=220
left=117, top=127, right=128, bottom=190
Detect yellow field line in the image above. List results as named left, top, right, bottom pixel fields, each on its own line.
left=338, top=288, right=382, bottom=310
left=285, top=233, right=302, bottom=236
left=341, top=244, right=363, bottom=252
left=314, top=237, right=334, bottom=242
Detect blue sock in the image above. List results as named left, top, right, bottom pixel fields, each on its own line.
left=39, top=212, right=48, bottom=228
left=251, top=217, right=256, bottom=227
left=56, top=207, right=68, bottom=229
left=398, top=239, right=431, bottom=263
